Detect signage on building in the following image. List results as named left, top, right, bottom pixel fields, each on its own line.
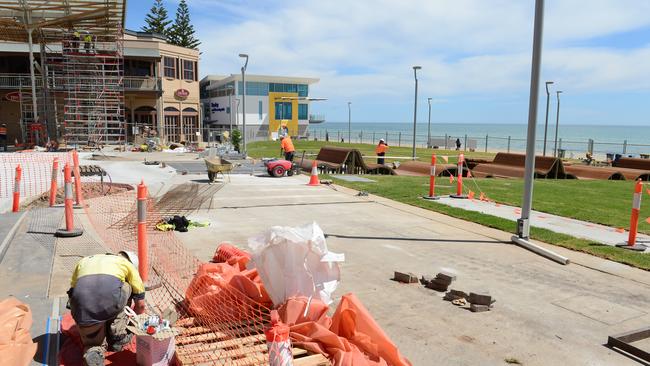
left=175, top=89, right=190, bottom=99
left=5, top=91, right=30, bottom=102
left=210, top=102, right=225, bottom=112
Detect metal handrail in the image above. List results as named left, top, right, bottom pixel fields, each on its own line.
left=0, top=73, right=161, bottom=91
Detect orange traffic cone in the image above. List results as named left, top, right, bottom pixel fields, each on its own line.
left=308, top=160, right=320, bottom=186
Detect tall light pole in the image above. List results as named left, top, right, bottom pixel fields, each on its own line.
left=553, top=90, right=562, bottom=157
left=412, top=66, right=422, bottom=160
left=542, top=81, right=554, bottom=156
left=347, top=102, right=351, bottom=143
left=239, top=53, right=249, bottom=155
left=427, top=97, right=432, bottom=148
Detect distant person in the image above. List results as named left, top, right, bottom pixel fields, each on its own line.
left=83, top=31, right=93, bottom=53
left=341, top=138, right=345, bottom=143
left=325, top=131, right=329, bottom=142
left=455, top=138, right=461, bottom=151
left=0, top=123, right=7, bottom=152
left=375, top=139, right=389, bottom=165
left=72, top=30, right=81, bottom=52
left=280, top=134, right=295, bottom=162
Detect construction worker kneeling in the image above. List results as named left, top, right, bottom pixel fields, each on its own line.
left=68, top=251, right=146, bottom=366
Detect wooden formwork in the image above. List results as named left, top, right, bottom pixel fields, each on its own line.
left=174, top=317, right=330, bottom=366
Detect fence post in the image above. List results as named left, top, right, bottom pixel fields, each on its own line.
left=616, top=179, right=646, bottom=251
left=444, top=134, right=448, bottom=150
left=360, top=130, right=363, bottom=144
left=137, top=180, right=149, bottom=281
left=55, top=164, right=83, bottom=237
left=385, top=131, right=388, bottom=143
left=12, top=165, right=21, bottom=212
left=558, top=138, right=562, bottom=151
left=623, top=140, right=627, bottom=154
left=49, top=158, right=59, bottom=207
left=337, top=131, right=340, bottom=142
left=464, top=134, right=468, bottom=152
left=485, top=134, right=489, bottom=153
left=373, top=132, right=375, bottom=144
left=588, top=139, right=594, bottom=155
left=507, top=136, right=511, bottom=152
left=398, top=132, right=401, bottom=147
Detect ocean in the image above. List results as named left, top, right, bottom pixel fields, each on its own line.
left=307, top=122, right=650, bottom=157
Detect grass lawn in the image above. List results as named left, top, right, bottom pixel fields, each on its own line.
left=247, top=140, right=494, bottom=164
left=328, top=174, right=650, bottom=270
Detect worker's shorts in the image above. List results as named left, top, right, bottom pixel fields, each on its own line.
left=73, top=282, right=131, bottom=351
left=284, top=151, right=295, bottom=162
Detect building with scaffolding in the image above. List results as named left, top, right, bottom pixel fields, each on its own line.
left=0, top=1, right=201, bottom=147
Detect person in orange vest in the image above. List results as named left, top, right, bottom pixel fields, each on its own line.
left=0, top=124, right=7, bottom=152
left=375, top=139, right=389, bottom=164
left=280, top=135, right=295, bottom=162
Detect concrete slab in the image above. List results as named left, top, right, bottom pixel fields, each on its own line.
left=169, top=173, right=650, bottom=365
left=434, top=196, right=650, bottom=252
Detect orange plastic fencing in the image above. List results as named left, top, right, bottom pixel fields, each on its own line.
left=0, top=152, right=73, bottom=203
left=82, top=184, right=274, bottom=365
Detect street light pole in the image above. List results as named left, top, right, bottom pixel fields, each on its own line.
left=542, top=81, right=554, bottom=156
left=347, top=102, right=351, bottom=143
left=412, top=66, right=422, bottom=160
left=427, top=97, right=432, bottom=148
left=239, top=53, right=249, bottom=155
left=553, top=91, right=562, bottom=157
left=517, top=0, right=545, bottom=239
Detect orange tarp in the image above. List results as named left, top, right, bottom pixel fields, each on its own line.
left=0, top=297, right=37, bottom=366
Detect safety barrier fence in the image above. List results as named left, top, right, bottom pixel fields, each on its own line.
left=0, top=153, right=73, bottom=204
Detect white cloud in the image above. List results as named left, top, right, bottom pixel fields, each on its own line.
left=188, top=0, right=650, bottom=114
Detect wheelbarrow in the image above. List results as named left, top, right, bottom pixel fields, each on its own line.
left=204, top=157, right=234, bottom=182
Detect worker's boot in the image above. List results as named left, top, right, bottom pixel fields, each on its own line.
left=108, top=332, right=133, bottom=352
left=83, top=346, right=104, bottom=366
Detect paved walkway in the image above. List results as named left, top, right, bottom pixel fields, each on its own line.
left=434, top=196, right=650, bottom=252
left=173, top=173, right=650, bottom=366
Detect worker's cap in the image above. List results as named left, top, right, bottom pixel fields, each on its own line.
left=118, top=250, right=139, bottom=269
left=379, top=138, right=385, bottom=143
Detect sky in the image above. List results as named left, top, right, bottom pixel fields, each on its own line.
left=126, top=0, right=650, bottom=125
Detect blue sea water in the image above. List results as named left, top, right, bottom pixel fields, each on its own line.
left=307, top=122, right=650, bottom=156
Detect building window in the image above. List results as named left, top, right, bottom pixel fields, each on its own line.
left=298, top=104, right=308, bottom=120
left=237, top=81, right=269, bottom=96
left=258, top=100, right=263, bottom=120
left=183, top=59, right=195, bottom=81
left=297, top=84, right=308, bottom=97
left=275, top=102, right=292, bottom=120
left=164, top=57, right=176, bottom=78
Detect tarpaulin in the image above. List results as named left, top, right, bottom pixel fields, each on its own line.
left=279, top=295, right=412, bottom=366
left=0, top=297, right=37, bottom=366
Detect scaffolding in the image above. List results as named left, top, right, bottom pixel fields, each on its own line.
left=62, top=30, right=125, bottom=145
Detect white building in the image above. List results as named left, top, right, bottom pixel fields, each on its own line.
left=200, top=74, right=320, bottom=140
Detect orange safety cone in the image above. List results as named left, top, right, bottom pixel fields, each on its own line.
left=450, top=153, right=468, bottom=199
left=49, top=158, right=59, bottom=207
left=137, top=180, right=149, bottom=281
left=307, top=160, right=320, bottom=186
left=617, top=179, right=647, bottom=251
left=12, top=165, right=21, bottom=212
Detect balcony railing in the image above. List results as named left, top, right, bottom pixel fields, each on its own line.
left=0, top=73, right=161, bottom=92
left=123, top=76, right=161, bottom=91
left=309, top=113, right=326, bottom=124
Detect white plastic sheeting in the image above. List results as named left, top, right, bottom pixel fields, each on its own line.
left=248, top=222, right=344, bottom=306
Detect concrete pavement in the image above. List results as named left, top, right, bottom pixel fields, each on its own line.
left=172, top=173, right=650, bottom=366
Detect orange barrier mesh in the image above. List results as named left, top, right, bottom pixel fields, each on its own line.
left=0, top=152, right=72, bottom=202
left=82, top=185, right=274, bottom=365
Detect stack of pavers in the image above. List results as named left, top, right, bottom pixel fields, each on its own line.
left=421, top=271, right=456, bottom=291
left=468, top=291, right=494, bottom=312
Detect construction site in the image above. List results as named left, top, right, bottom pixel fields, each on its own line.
left=1, top=1, right=650, bottom=366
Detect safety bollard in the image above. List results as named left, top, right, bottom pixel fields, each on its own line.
left=72, top=150, right=84, bottom=206
left=12, top=165, right=21, bottom=212
left=49, top=158, right=59, bottom=207
left=137, top=180, right=149, bottom=282
left=616, top=179, right=647, bottom=251
left=55, top=164, right=83, bottom=238
left=422, top=154, right=440, bottom=200
left=450, top=153, right=468, bottom=199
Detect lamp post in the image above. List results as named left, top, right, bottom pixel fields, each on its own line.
left=347, top=102, right=351, bottom=143
left=412, top=66, right=422, bottom=160
left=553, top=90, right=562, bottom=157
left=427, top=97, right=432, bottom=148
left=542, top=81, right=554, bottom=156
left=239, top=53, right=249, bottom=155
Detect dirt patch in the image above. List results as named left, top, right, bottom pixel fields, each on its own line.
left=29, top=182, right=134, bottom=208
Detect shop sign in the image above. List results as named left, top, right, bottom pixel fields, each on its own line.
left=175, top=89, right=189, bottom=99
left=5, top=91, right=30, bottom=102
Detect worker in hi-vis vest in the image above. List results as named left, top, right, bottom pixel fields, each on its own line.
left=375, top=138, right=389, bottom=165
left=68, top=251, right=146, bottom=366
left=0, top=123, right=7, bottom=152
left=280, top=134, right=295, bottom=162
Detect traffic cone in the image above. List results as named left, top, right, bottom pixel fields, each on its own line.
left=307, top=160, right=320, bottom=186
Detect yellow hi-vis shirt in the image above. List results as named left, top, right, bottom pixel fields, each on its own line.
left=71, top=254, right=145, bottom=297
